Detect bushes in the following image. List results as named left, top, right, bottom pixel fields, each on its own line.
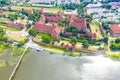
left=41, top=34, right=52, bottom=44
left=110, top=38, right=120, bottom=51
left=29, top=29, right=38, bottom=36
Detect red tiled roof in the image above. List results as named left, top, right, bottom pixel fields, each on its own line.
left=110, top=24, right=120, bottom=36
left=45, top=16, right=63, bottom=22
left=37, top=16, right=46, bottom=24
left=33, top=23, right=62, bottom=39
left=25, top=9, right=33, bottom=14
left=69, top=15, right=86, bottom=31
left=39, top=8, right=44, bottom=14
left=7, top=22, right=25, bottom=29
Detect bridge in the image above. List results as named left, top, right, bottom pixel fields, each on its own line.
left=8, top=46, right=28, bottom=80
left=8, top=38, right=44, bottom=80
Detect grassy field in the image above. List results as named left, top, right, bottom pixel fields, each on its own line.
left=12, top=47, right=24, bottom=56
left=11, top=6, right=63, bottom=12
left=90, top=21, right=103, bottom=39
left=0, top=19, right=9, bottom=23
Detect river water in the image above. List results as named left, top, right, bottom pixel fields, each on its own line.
left=1, top=50, right=120, bottom=80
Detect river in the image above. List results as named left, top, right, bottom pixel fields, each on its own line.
left=1, top=50, right=120, bottom=80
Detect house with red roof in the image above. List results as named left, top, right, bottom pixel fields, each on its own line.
left=110, top=24, right=120, bottom=37
left=25, top=9, right=33, bottom=14
left=33, top=23, right=62, bottom=39
left=69, top=15, right=87, bottom=31
left=7, top=22, right=25, bottom=29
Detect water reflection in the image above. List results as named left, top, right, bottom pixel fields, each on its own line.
left=14, top=50, right=120, bottom=80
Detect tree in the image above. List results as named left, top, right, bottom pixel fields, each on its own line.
left=8, top=14, right=15, bottom=21
left=66, top=26, right=78, bottom=36
left=0, top=0, right=10, bottom=7
left=103, top=37, right=108, bottom=44
left=41, top=34, right=52, bottom=44
left=82, top=40, right=89, bottom=48
left=18, top=40, right=25, bottom=47
left=29, top=29, right=38, bottom=36
left=26, top=22, right=31, bottom=29
left=115, top=38, right=120, bottom=43
left=0, top=27, right=5, bottom=41
left=58, top=22, right=65, bottom=27
left=102, top=4, right=111, bottom=9
left=70, top=38, right=77, bottom=45
left=28, top=10, right=41, bottom=22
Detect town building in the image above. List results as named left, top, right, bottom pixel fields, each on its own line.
left=25, top=9, right=33, bottom=14
left=33, top=23, right=62, bottom=39
left=69, top=15, right=87, bottom=31
left=110, top=24, right=120, bottom=37
left=7, top=22, right=25, bottom=29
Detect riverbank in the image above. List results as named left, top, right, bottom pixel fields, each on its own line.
left=0, top=43, right=10, bottom=56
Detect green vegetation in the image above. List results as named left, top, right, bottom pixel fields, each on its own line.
left=41, top=34, right=52, bottom=44
left=21, top=10, right=41, bottom=22
left=82, top=40, right=89, bottom=48
left=66, top=26, right=78, bottom=36
left=58, top=22, right=65, bottom=27
left=8, top=13, right=18, bottom=21
left=29, top=29, right=38, bottom=36
left=110, top=38, right=120, bottom=51
left=12, top=6, right=63, bottom=12
left=69, top=52, right=92, bottom=57
left=103, top=37, right=108, bottom=44
left=102, top=4, right=111, bottom=9
left=34, top=41, right=67, bottom=54
left=26, top=22, right=31, bottom=29
left=69, top=38, right=77, bottom=45
left=0, top=43, right=9, bottom=55
left=107, top=54, right=120, bottom=61
left=0, top=0, right=10, bottom=7
left=12, top=48, right=24, bottom=56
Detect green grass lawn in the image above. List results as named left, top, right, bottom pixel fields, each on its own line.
left=11, top=6, right=63, bottom=12
left=90, top=20, right=103, bottom=39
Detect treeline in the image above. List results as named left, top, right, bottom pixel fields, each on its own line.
left=60, top=2, right=89, bottom=10
left=0, top=0, right=10, bottom=7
